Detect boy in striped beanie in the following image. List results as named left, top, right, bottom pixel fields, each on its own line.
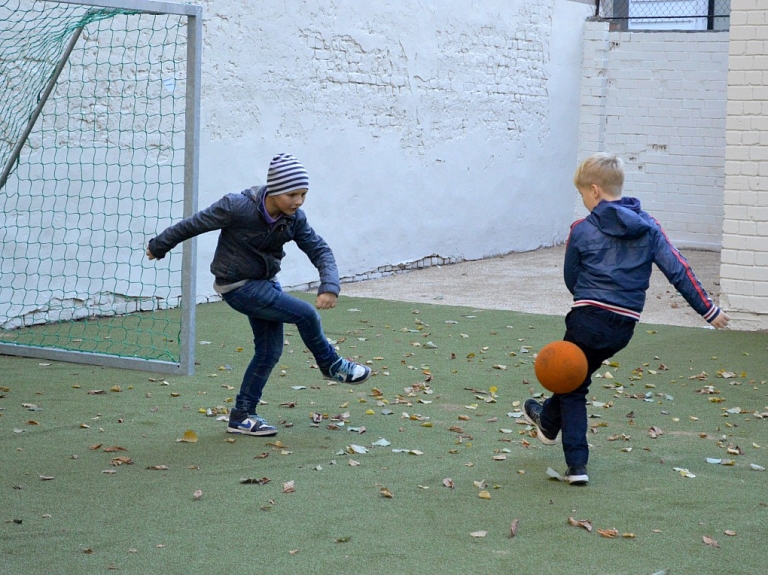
left=147, top=153, right=371, bottom=437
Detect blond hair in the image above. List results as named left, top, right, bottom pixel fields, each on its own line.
left=573, top=153, right=624, bottom=197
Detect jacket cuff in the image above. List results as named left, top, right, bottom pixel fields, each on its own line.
left=704, top=306, right=721, bottom=323
left=317, top=281, right=340, bottom=297
left=147, top=238, right=166, bottom=260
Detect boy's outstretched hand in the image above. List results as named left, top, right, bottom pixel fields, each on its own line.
left=316, top=293, right=337, bottom=310
left=146, top=245, right=157, bottom=260
left=711, top=310, right=730, bottom=329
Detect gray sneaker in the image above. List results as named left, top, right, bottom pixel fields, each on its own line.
left=322, top=357, right=371, bottom=385
left=227, top=415, right=277, bottom=436
left=523, top=399, right=559, bottom=445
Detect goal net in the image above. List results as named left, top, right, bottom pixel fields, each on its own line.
left=0, top=0, right=201, bottom=374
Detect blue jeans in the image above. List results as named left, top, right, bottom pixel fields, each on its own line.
left=222, top=279, right=338, bottom=422
left=539, top=306, right=636, bottom=467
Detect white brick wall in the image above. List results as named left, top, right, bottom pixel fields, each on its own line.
left=577, top=21, right=730, bottom=250
left=192, top=0, right=596, bottom=299
left=721, top=0, right=768, bottom=329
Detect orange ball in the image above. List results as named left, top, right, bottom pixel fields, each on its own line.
left=534, top=341, right=588, bottom=394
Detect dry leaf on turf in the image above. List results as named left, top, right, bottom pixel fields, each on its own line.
left=673, top=467, right=696, bottom=478
left=470, top=531, right=488, bottom=538
left=240, top=477, right=270, bottom=485
left=703, top=535, right=720, bottom=548
left=567, top=517, right=593, bottom=532
left=443, top=478, right=455, bottom=488
left=509, top=519, right=520, bottom=538
left=648, top=426, right=663, bottom=438
left=193, top=490, right=203, bottom=500
left=598, top=528, right=619, bottom=538
left=546, top=467, right=565, bottom=481
left=478, top=490, right=491, bottom=500
left=282, top=480, right=296, bottom=493
left=379, top=486, right=394, bottom=498
left=177, top=430, right=198, bottom=443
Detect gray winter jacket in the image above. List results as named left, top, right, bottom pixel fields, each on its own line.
left=147, top=186, right=340, bottom=295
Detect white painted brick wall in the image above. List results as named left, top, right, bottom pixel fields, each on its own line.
left=577, top=21, right=730, bottom=250
left=721, top=0, right=768, bottom=329
left=191, top=0, right=596, bottom=299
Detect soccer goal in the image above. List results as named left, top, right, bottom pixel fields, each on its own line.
left=0, top=0, right=202, bottom=374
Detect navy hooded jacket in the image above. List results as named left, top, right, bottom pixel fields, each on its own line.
left=564, top=197, right=721, bottom=323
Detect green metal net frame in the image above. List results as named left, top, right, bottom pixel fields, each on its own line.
left=0, top=0, right=201, bottom=374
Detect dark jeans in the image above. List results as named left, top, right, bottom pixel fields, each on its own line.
left=222, top=279, right=338, bottom=422
left=539, top=306, right=636, bottom=467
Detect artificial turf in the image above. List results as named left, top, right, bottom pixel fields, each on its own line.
left=1, top=294, right=766, bottom=574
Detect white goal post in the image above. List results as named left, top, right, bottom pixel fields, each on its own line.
left=0, top=0, right=202, bottom=374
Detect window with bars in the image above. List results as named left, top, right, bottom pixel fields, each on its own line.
left=597, top=0, right=730, bottom=31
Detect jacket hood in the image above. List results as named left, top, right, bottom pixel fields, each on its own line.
left=587, top=197, right=652, bottom=240
left=244, top=185, right=296, bottom=222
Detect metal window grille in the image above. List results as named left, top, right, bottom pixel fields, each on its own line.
left=597, top=0, right=730, bottom=31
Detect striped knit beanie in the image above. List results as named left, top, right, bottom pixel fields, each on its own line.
left=266, top=153, right=309, bottom=196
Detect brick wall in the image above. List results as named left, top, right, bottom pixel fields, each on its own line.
left=191, top=0, right=596, bottom=300
left=577, top=21, right=730, bottom=250
left=720, top=0, right=768, bottom=330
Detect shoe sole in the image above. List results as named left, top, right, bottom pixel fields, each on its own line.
left=522, top=411, right=559, bottom=446
left=322, top=370, right=372, bottom=385
left=226, top=428, right=278, bottom=437
left=565, top=474, right=589, bottom=485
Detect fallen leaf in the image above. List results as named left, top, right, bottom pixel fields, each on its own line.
left=702, top=535, right=720, bottom=548
left=478, top=490, right=491, bottom=500
left=110, top=456, right=133, bottom=466
left=177, top=430, right=198, bottom=443
left=509, top=519, right=520, bottom=538
left=470, top=530, right=488, bottom=538
left=379, top=486, right=394, bottom=498
left=443, top=478, right=455, bottom=489
left=146, top=465, right=169, bottom=471
left=724, top=530, right=737, bottom=536
left=673, top=467, right=696, bottom=478
left=240, top=477, right=270, bottom=485
left=546, top=467, right=565, bottom=481
left=282, top=480, right=296, bottom=493
left=193, top=489, right=203, bottom=500
left=598, top=528, right=619, bottom=538
left=568, top=517, right=593, bottom=532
